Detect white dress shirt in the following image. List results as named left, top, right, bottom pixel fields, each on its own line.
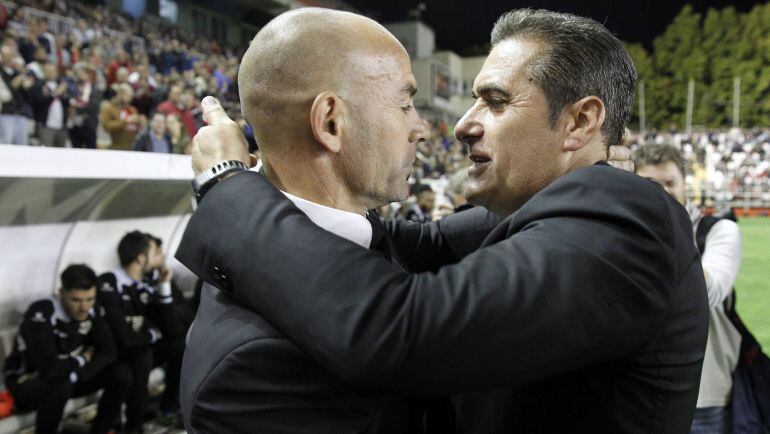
left=282, top=191, right=372, bottom=248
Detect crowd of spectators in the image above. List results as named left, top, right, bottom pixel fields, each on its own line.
left=4, top=0, right=768, bottom=211
left=629, top=128, right=770, bottom=206
left=0, top=0, right=246, bottom=152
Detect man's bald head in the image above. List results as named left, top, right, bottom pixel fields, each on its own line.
left=238, top=8, right=407, bottom=150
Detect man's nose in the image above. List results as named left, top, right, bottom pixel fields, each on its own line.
left=410, top=119, right=430, bottom=144
left=455, top=115, right=483, bottom=148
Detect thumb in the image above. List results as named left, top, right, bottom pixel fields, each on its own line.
left=201, top=96, right=232, bottom=126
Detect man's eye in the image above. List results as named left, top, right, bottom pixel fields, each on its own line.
left=401, top=104, right=413, bottom=113
left=486, top=99, right=506, bottom=110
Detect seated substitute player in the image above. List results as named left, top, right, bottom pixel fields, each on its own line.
left=3, top=264, right=129, bottom=434
left=98, top=231, right=176, bottom=432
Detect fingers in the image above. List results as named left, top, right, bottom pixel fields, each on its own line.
left=608, top=144, right=631, bottom=162
left=608, top=160, right=635, bottom=172
left=201, top=96, right=233, bottom=126
left=622, top=127, right=632, bottom=146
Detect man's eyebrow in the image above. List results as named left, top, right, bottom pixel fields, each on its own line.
left=472, top=83, right=512, bottom=99
left=401, top=83, right=417, bottom=97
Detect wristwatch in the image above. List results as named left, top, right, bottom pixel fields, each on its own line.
left=192, top=160, right=248, bottom=203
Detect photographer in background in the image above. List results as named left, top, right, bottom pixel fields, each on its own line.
left=635, top=144, right=742, bottom=434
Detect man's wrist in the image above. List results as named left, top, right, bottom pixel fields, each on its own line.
left=192, top=160, right=248, bottom=203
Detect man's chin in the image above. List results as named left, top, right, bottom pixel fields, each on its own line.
left=463, top=186, right=487, bottom=207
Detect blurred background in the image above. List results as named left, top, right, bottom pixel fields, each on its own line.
left=0, top=0, right=768, bottom=432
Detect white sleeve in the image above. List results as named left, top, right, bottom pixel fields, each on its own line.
left=701, top=219, right=742, bottom=307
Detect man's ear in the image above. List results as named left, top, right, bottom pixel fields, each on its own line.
left=310, top=91, right=346, bottom=154
left=561, top=96, right=605, bottom=152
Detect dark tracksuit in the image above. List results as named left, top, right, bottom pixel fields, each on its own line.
left=3, top=298, right=127, bottom=434
left=98, top=268, right=185, bottom=428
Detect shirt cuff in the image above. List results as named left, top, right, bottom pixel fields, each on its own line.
left=73, top=355, right=86, bottom=368
left=69, top=371, right=78, bottom=384
left=158, top=282, right=173, bottom=303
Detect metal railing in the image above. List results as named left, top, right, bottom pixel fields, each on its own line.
left=2, top=1, right=145, bottom=52
left=688, top=187, right=770, bottom=210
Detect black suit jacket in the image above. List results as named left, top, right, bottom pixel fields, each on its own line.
left=177, top=162, right=708, bottom=433
left=179, top=202, right=498, bottom=433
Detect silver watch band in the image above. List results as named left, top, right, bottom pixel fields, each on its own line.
left=192, top=160, right=248, bottom=203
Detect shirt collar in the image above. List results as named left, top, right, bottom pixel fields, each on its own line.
left=282, top=191, right=372, bottom=248
left=114, top=267, right=153, bottom=294
left=51, top=296, right=71, bottom=323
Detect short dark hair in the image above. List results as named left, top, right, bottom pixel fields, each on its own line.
left=117, top=231, right=152, bottom=266
left=412, top=183, right=434, bottom=196
left=490, top=9, right=637, bottom=147
left=61, top=264, right=98, bottom=292
left=633, top=144, right=686, bottom=177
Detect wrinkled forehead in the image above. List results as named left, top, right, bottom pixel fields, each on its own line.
left=347, top=47, right=416, bottom=95
left=474, top=38, right=545, bottom=94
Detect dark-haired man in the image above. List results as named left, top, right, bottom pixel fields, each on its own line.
left=98, top=231, right=174, bottom=433
left=182, top=8, right=706, bottom=434
left=3, top=264, right=127, bottom=434
left=404, top=184, right=436, bottom=223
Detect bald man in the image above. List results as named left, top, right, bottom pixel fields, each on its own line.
left=180, top=8, right=636, bottom=434
left=179, top=9, right=489, bottom=433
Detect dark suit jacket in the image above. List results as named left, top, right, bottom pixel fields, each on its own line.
left=179, top=203, right=498, bottom=433
left=177, top=162, right=709, bottom=433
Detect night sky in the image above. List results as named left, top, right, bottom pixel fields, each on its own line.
left=345, top=0, right=764, bottom=54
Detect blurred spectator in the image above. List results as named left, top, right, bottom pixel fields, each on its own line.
left=446, top=169, right=472, bottom=212
left=100, top=83, right=144, bottom=150
left=2, top=264, right=128, bottom=434
left=156, top=84, right=197, bottom=135
left=17, top=18, right=52, bottom=64
left=134, top=112, right=171, bottom=153
left=179, top=87, right=199, bottom=135
left=104, top=66, right=129, bottom=100
left=28, top=62, right=70, bottom=147
left=68, top=63, right=101, bottom=149
left=0, top=4, right=7, bottom=32
left=130, top=75, right=155, bottom=116
left=166, top=113, right=190, bottom=154
left=106, top=48, right=131, bottom=86
left=51, top=33, right=72, bottom=71
left=404, top=184, right=436, bottom=223
left=0, top=43, right=33, bottom=145
left=25, top=45, right=47, bottom=79
left=70, top=19, right=95, bottom=48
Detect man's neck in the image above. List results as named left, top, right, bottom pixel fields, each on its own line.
left=262, top=156, right=368, bottom=215
left=123, top=264, right=144, bottom=282
left=565, top=142, right=608, bottom=174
